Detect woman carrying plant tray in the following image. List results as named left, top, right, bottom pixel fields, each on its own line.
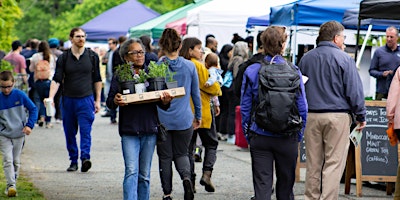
left=106, top=38, right=173, bottom=200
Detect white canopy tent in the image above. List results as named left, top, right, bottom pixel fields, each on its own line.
left=186, top=0, right=295, bottom=50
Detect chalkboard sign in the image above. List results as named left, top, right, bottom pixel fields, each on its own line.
left=360, top=106, right=398, bottom=176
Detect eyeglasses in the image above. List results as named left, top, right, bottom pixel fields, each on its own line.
left=74, top=35, right=86, bottom=38
left=336, top=34, right=346, bottom=40
left=0, top=85, right=13, bottom=89
left=127, top=50, right=145, bottom=56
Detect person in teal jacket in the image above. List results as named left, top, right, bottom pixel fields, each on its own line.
left=0, top=70, right=38, bottom=197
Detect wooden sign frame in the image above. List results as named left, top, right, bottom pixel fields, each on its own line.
left=350, top=100, right=397, bottom=197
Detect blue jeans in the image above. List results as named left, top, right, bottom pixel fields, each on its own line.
left=121, top=134, right=157, bottom=200
left=35, top=80, right=51, bottom=122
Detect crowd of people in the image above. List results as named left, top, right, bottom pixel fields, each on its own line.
left=5, top=22, right=400, bottom=200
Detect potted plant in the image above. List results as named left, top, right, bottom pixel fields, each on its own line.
left=133, top=69, right=149, bottom=94
left=147, top=61, right=168, bottom=91
left=166, top=68, right=178, bottom=89
left=115, top=63, right=135, bottom=94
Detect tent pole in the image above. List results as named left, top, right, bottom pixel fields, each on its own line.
left=356, top=25, right=372, bottom=69
left=354, top=18, right=361, bottom=62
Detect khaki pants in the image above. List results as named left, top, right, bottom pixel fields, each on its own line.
left=304, top=113, right=351, bottom=200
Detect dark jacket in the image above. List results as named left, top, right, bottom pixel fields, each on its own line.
left=299, top=41, right=366, bottom=122
left=369, top=44, right=400, bottom=95
left=241, top=55, right=308, bottom=142
left=234, top=53, right=264, bottom=99
left=106, top=64, right=169, bottom=136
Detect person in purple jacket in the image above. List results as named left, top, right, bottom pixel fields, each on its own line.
left=0, top=70, right=38, bottom=197
left=240, top=26, right=308, bottom=200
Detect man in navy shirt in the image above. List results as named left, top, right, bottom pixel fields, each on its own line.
left=369, top=26, right=400, bottom=100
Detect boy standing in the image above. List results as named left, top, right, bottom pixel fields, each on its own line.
left=0, top=71, right=38, bottom=197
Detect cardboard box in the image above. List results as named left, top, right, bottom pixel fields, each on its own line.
left=121, top=87, right=186, bottom=104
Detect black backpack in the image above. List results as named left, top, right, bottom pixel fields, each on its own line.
left=254, top=59, right=302, bottom=136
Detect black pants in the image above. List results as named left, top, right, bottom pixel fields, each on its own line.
left=218, top=87, right=230, bottom=134
left=249, top=133, right=298, bottom=200
left=157, top=127, right=193, bottom=195
left=226, top=87, right=240, bottom=135
left=54, top=88, right=62, bottom=120
left=189, top=108, right=219, bottom=175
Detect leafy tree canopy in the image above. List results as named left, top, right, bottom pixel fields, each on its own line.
left=0, top=0, right=191, bottom=51
left=0, top=0, right=23, bottom=51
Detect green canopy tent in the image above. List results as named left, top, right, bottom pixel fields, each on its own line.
left=128, top=0, right=210, bottom=39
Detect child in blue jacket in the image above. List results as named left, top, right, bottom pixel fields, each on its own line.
left=0, top=70, right=38, bottom=197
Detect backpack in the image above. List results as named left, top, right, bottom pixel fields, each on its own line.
left=253, top=59, right=302, bottom=136
left=59, top=48, right=99, bottom=95
left=35, top=59, right=51, bottom=80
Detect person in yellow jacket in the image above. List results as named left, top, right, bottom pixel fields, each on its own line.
left=180, top=37, right=222, bottom=193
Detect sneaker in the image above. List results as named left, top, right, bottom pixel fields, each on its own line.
left=183, top=179, right=194, bottom=200
left=46, top=123, right=53, bottom=129
left=5, top=185, right=17, bottom=197
left=227, top=135, right=235, bottom=144
left=162, top=195, right=172, bottom=200
left=101, top=111, right=111, bottom=117
left=194, top=147, right=202, bottom=162
left=81, top=159, right=92, bottom=172
left=218, top=132, right=228, bottom=141
left=67, top=163, right=78, bottom=172
left=38, top=118, right=45, bottom=127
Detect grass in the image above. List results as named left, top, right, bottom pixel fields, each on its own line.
left=0, top=156, right=45, bottom=199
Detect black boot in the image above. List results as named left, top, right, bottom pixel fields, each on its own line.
left=191, top=174, right=196, bottom=193
left=183, top=178, right=194, bottom=200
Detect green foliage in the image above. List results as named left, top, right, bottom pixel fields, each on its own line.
left=5, top=0, right=75, bottom=44
left=0, top=60, right=14, bottom=72
left=357, top=34, right=400, bottom=47
left=148, top=61, right=168, bottom=78
left=49, top=0, right=125, bottom=41
left=166, top=67, right=176, bottom=82
left=115, top=63, right=134, bottom=82
left=138, top=0, right=191, bottom=14
left=0, top=0, right=191, bottom=50
left=133, top=69, right=149, bottom=83
left=0, top=0, right=23, bottom=51
left=0, top=155, right=45, bottom=199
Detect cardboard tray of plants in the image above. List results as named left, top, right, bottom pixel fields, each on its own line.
left=121, top=87, right=185, bottom=104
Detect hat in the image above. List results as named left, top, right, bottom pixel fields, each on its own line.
left=11, top=40, right=22, bottom=51
left=245, top=36, right=254, bottom=43
left=48, top=38, right=59, bottom=48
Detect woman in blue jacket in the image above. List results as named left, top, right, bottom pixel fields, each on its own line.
left=156, top=28, right=201, bottom=200
left=240, top=26, right=308, bottom=200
